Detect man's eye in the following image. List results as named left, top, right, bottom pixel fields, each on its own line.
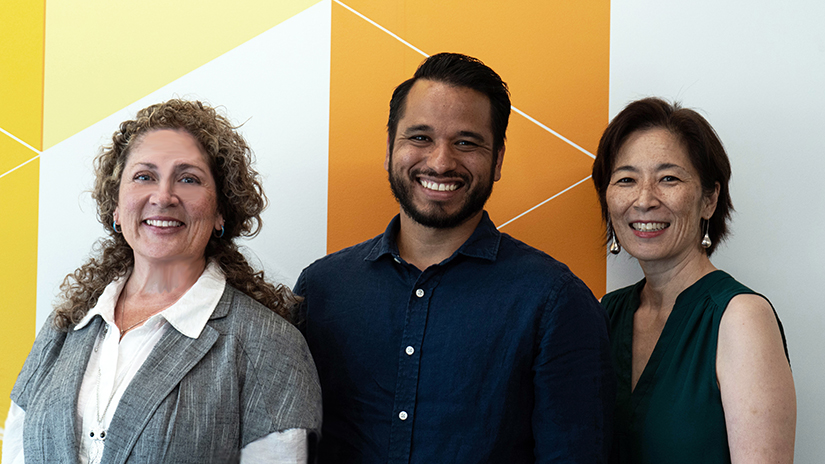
left=410, top=135, right=429, bottom=142
left=456, top=140, right=477, bottom=147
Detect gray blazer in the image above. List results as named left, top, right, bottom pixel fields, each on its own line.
left=11, top=285, right=322, bottom=464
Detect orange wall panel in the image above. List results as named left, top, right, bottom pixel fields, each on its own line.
left=328, top=0, right=609, bottom=294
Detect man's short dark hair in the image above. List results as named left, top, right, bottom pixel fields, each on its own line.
left=387, top=52, right=511, bottom=155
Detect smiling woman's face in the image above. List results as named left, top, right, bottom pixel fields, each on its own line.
left=114, top=129, right=223, bottom=267
left=606, top=128, right=717, bottom=266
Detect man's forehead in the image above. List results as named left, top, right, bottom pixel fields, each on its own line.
left=398, top=80, right=493, bottom=133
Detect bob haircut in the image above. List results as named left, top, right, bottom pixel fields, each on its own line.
left=591, top=97, right=733, bottom=256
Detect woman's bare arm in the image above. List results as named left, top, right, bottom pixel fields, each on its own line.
left=717, top=293, right=796, bottom=463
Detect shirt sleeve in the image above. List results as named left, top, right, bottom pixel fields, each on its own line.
left=532, top=276, right=616, bottom=463
left=2, top=401, right=26, bottom=464
left=239, top=428, right=307, bottom=464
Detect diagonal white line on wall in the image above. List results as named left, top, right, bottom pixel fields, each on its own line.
left=510, top=108, right=595, bottom=159
left=497, top=175, right=592, bottom=230
left=0, top=126, right=43, bottom=179
left=334, top=0, right=596, bottom=160
left=333, top=0, right=428, bottom=57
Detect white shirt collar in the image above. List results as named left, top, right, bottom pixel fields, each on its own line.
left=75, top=261, right=227, bottom=339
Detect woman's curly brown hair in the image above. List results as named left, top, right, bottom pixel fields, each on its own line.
left=53, top=99, right=300, bottom=330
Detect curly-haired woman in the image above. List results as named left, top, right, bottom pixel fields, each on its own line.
left=3, top=99, right=321, bottom=464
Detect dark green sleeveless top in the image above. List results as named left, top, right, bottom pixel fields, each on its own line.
left=601, top=271, right=788, bottom=464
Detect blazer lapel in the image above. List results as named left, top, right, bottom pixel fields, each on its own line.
left=39, top=317, right=101, bottom=463
left=100, top=323, right=220, bottom=464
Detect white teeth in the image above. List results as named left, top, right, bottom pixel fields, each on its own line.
left=632, top=222, right=668, bottom=232
left=420, top=180, right=458, bottom=192
left=145, top=219, right=183, bottom=228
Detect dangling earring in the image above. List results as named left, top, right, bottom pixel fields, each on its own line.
left=701, top=219, right=712, bottom=249
left=609, top=222, right=621, bottom=254
left=214, top=225, right=225, bottom=239
left=113, top=221, right=121, bottom=234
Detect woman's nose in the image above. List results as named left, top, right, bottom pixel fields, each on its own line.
left=634, top=182, right=660, bottom=210
left=150, top=181, right=179, bottom=208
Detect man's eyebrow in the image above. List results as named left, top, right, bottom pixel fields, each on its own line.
left=457, top=130, right=486, bottom=142
left=402, top=124, right=433, bottom=135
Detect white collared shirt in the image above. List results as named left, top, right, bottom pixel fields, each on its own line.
left=2, top=262, right=307, bottom=464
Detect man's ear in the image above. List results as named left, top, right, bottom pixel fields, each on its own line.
left=385, top=135, right=392, bottom=172
left=493, top=145, right=505, bottom=182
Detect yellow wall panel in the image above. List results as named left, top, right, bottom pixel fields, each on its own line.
left=0, top=147, right=39, bottom=443
left=0, top=0, right=45, bottom=151
left=42, top=0, right=322, bottom=149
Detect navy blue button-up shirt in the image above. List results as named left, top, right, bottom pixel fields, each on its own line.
left=295, top=212, right=614, bottom=463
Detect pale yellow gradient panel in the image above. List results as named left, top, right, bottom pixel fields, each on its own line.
left=0, top=0, right=45, bottom=151
left=42, top=0, right=322, bottom=149
left=0, top=146, right=39, bottom=442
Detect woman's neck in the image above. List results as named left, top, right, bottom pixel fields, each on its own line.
left=123, top=256, right=207, bottom=305
left=638, top=249, right=717, bottom=311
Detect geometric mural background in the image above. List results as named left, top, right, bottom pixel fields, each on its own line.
left=5, top=1, right=825, bottom=461
left=0, top=0, right=609, bottom=453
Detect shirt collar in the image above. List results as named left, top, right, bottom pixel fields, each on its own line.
left=74, top=261, right=227, bottom=339
left=365, top=211, right=501, bottom=264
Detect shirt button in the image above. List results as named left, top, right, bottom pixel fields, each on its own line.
left=405, top=346, right=415, bottom=355
left=415, top=289, right=424, bottom=298
left=399, top=411, right=408, bottom=420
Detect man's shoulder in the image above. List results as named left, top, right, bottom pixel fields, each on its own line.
left=302, top=232, right=385, bottom=274
left=495, top=232, right=576, bottom=278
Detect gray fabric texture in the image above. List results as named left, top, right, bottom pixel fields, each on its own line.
left=11, top=285, right=322, bottom=464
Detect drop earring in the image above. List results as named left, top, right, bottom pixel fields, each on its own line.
left=701, top=219, right=712, bottom=249
left=609, top=223, right=621, bottom=254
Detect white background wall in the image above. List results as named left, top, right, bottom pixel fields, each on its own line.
left=609, top=1, right=825, bottom=461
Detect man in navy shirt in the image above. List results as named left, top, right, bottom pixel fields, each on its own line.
left=295, top=52, right=614, bottom=463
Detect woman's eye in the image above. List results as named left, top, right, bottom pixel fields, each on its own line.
left=134, top=174, right=152, bottom=181
left=180, top=176, right=200, bottom=184
left=661, top=175, right=680, bottom=182
left=614, top=177, right=634, bottom=184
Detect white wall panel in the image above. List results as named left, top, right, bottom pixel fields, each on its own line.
left=610, top=1, right=825, bottom=460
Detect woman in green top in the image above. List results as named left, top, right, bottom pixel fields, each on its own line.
left=591, top=98, right=796, bottom=463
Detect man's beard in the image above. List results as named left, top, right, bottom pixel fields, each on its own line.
left=388, top=160, right=495, bottom=229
